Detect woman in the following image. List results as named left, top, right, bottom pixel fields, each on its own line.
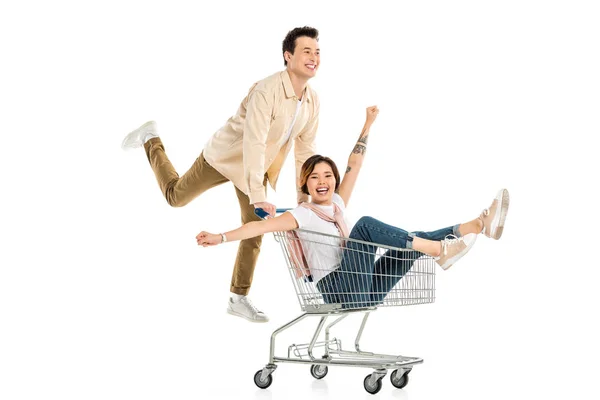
left=197, top=106, right=510, bottom=308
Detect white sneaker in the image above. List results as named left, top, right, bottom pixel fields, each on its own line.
left=435, top=233, right=477, bottom=270
left=121, top=121, right=158, bottom=150
left=227, top=296, right=269, bottom=323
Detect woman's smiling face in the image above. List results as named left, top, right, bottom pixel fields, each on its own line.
left=306, top=161, right=336, bottom=205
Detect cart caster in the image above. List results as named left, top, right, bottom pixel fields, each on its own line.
left=363, top=374, right=383, bottom=394
left=254, top=370, right=273, bottom=389
left=310, top=364, right=328, bottom=379
left=390, top=369, right=410, bottom=389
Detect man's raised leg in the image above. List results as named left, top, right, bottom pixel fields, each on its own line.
left=122, top=121, right=228, bottom=206
left=144, top=138, right=228, bottom=207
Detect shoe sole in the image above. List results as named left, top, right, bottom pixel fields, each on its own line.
left=490, top=189, right=510, bottom=240
left=227, top=308, right=269, bottom=323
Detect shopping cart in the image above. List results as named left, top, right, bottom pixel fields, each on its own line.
left=253, top=209, right=436, bottom=394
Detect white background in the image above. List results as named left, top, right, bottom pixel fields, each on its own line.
left=1, top=1, right=599, bottom=399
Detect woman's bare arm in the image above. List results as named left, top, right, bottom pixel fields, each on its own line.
left=196, top=212, right=299, bottom=247
left=337, top=106, right=379, bottom=206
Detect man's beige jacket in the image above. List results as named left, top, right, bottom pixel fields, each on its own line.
left=203, top=70, right=319, bottom=204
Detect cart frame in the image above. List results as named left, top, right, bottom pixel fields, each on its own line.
left=253, top=210, right=436, bottom=394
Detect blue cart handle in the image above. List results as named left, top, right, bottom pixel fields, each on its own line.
left=254, top=208, right=292, bottom=219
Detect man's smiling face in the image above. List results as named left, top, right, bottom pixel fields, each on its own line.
left=285, top=36, right=320, bottom=80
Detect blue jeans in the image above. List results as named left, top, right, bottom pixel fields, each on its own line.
left=316, top=216, right=460, bottom=309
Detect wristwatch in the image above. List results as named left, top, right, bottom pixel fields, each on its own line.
left=220, top=233, right=227, bottom=243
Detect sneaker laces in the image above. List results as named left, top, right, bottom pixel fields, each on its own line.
left=441, top=234, right=460, bottom=256
left=241, top=297, right=263, bottom=315
left=478, top=208, right=490, bottom=234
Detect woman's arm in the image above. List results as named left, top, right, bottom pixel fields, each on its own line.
left=196, top=211, right=299, bottom=247
left=337, top=106, right=379, bottom=206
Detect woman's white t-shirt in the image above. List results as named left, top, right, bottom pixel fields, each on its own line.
left=287, top=193, right=354, bottom=283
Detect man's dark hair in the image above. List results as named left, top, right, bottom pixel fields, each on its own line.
left=282, top=26, right=319, bottom=66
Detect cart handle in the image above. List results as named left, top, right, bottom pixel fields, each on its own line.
left=254, top=208, right=292, bottom=219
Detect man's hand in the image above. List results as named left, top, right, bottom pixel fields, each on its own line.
left=253, top=201, right=276, bottom=217
left=366, top=105, right=379, bottom=125
left=196, top=231, right=222, bottom=247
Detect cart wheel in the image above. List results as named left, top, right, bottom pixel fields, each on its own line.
left=254, top=370, right=273, bottom=389
left=363, top=374, right=383, bottom=394
left=310, top=364, right=328, bottom=379
left=390, top=369, right=409, bottom=389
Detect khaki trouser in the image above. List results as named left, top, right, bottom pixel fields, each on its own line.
left=144, top=137, right=265, bottom=296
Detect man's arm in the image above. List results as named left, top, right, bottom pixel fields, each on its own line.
left=243, top=89, right=272, bottom=205
left=294, top=98, right=319, bottom=203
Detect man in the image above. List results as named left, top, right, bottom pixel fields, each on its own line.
left=121, top=26, right=320, bottom=323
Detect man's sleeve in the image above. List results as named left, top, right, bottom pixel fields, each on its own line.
left=243, top=90, right=272, bottom=204
left=294, top=97, right=319, bottom=204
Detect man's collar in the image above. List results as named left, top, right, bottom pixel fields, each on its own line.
left=282, top=70, right=312, bottom=103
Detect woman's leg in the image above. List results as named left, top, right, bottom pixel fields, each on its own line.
left=371, top=249, right=416, bottom=304
left=411, top=225, right=459, bottom=242
left=351, top=217, right=458, bottom=256
left=316, top=269, right=346, bottom=305
left=336, top=216, right=428, bottom=308
left=411, top=217, right=482, bottom=242
left=370, top=230, right=453, bottom=305
left=349, top=217, right=473, bottom=304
